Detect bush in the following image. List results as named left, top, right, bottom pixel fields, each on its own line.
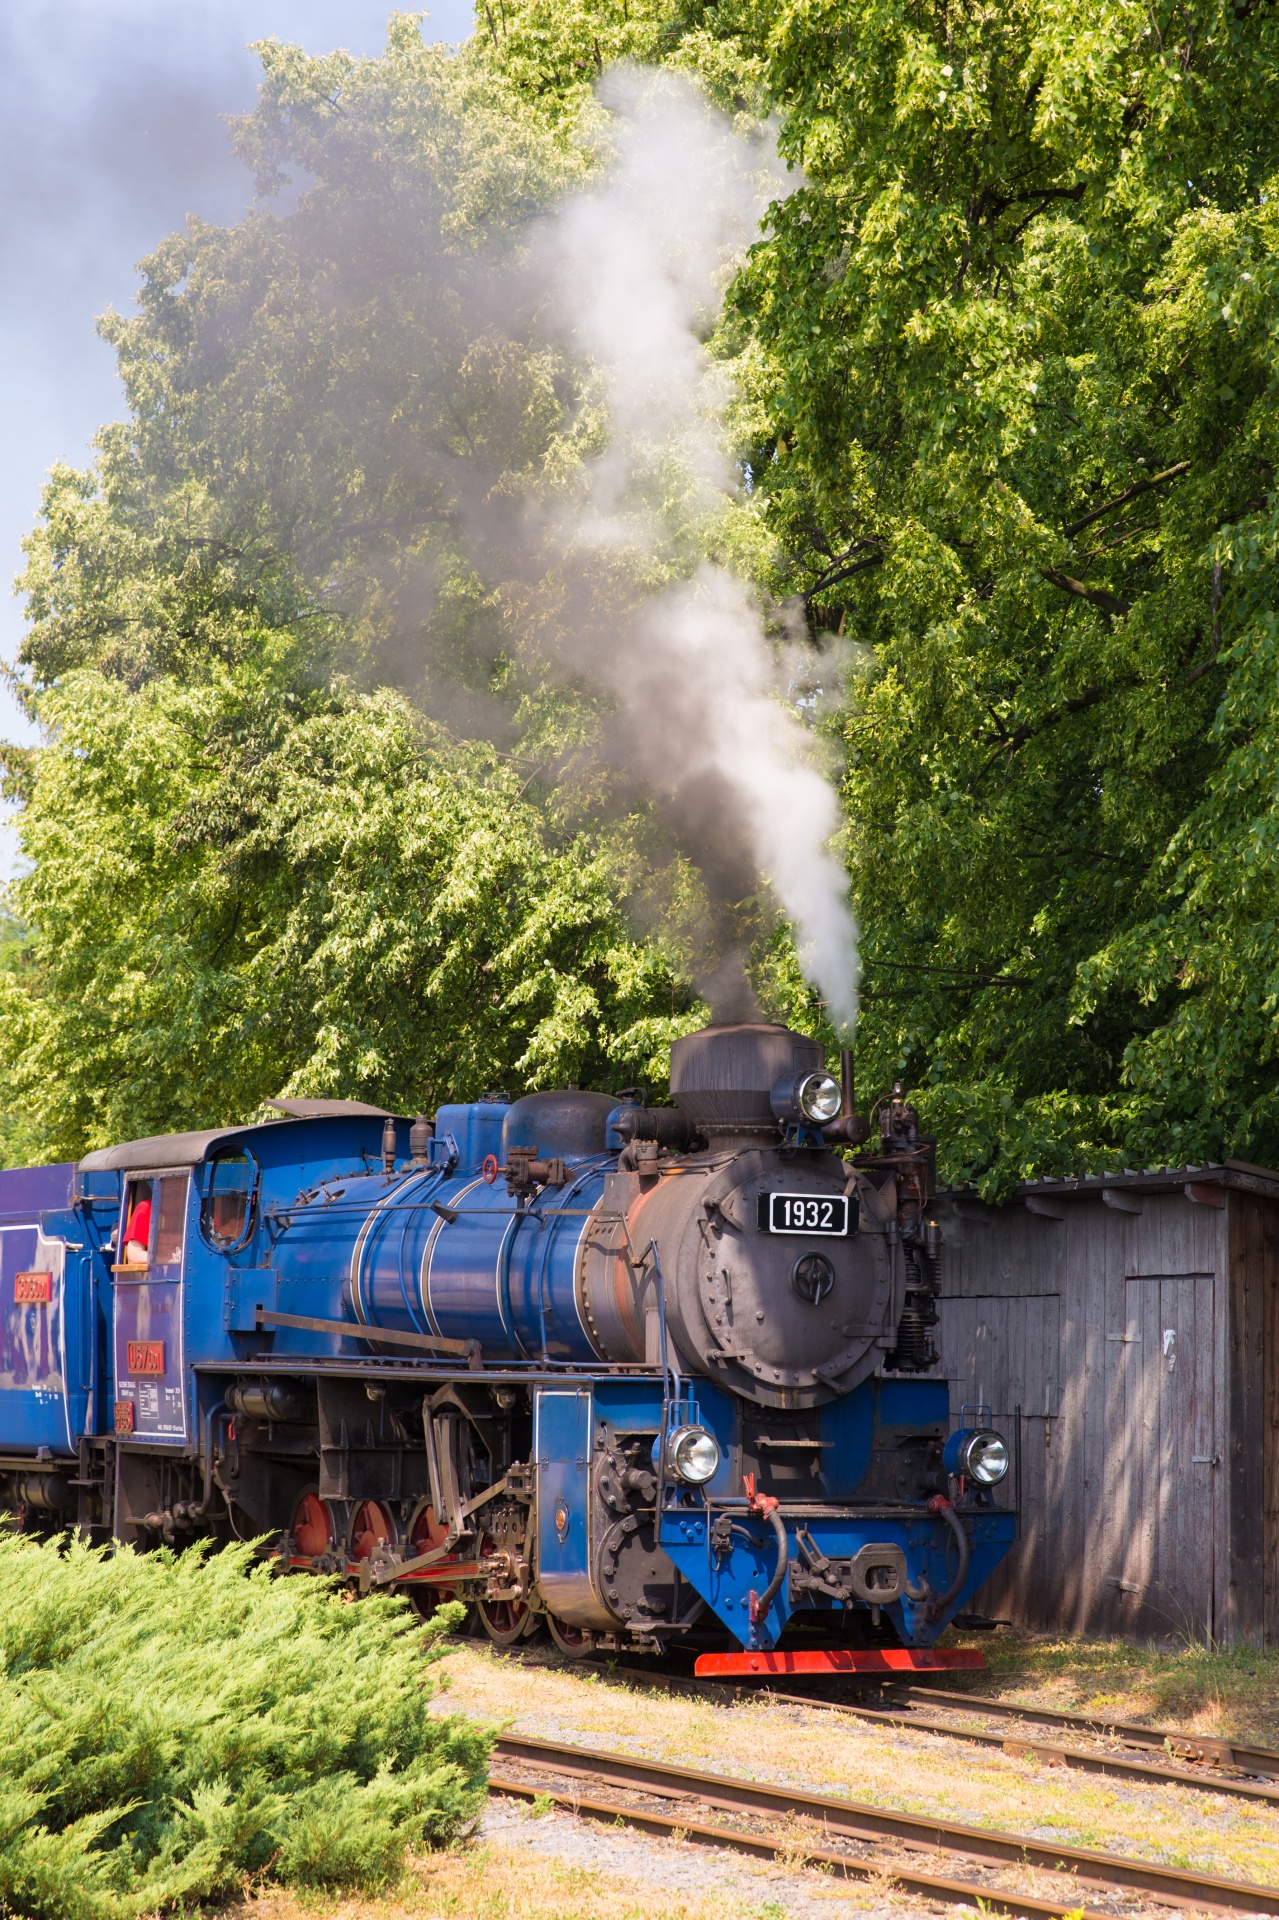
left=0, top=1534, right=488, bottom=1917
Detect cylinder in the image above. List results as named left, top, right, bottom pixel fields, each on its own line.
left=225, top=1381, right=304, bottom=1423
left=10, top=1472, right=72, bottom=1511
left=423, top=1172, right=608, bottom=1361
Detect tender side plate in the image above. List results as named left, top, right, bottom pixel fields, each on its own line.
left=757, top=1191, right=850, bottom=1236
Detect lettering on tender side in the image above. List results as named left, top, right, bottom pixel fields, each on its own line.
left=126, top=1340, right=165, bottom=1375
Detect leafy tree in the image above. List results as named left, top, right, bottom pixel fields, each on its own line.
left=710, top=0, right=1279, bottom=1185
left=2, top=13, right=701, bottom=1162
left=0, top=656, right=688, bottom=1161
left=10, top=0, right=1279, bottom=1187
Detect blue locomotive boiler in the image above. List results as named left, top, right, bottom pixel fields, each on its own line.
left=0, top=1020, right=1014, bottom=1676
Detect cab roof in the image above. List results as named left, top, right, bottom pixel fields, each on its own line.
left=78, top=1101, right=395, bottom=1173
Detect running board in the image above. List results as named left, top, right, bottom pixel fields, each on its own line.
left=694, top=1648, right=984, bottom=1678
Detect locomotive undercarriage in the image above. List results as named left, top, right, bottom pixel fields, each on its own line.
left=58, top=1357, right=997, bottom=1662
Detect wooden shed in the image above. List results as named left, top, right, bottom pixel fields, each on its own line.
left=932, top=1161, right=1279, bottom=1646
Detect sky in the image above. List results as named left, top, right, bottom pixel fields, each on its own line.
left=0, top=0, right=474, bottom=879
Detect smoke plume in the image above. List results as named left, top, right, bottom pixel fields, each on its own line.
left=530, top=70, right=860, bottom=1033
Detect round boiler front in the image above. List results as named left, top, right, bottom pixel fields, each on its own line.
left=580, top=1149, right=895, bottom=1406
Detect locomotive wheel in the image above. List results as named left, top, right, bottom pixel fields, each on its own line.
left=476, top=1594, right=537, bottom=1646
left=476, top=1524, right=540, bottom=1646
left=349, top=1500, right=396, bottom=1563
left=404, top=1500, right=453, bottom=1619
left=545, top=1613, right=594, bottom=1658
left=290, top=1489, right=338, bottom=1564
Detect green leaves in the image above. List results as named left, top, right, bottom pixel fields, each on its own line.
left=0, top=665, right=693, bottom=1159
left=10, top=1, right=1279, bottom=1181
left=0, top=1537, right=486, bottom=1916
left=717, top=0, right=1279, bottom=1186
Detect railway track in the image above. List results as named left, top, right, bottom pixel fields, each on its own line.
left=489, top=1729, right=1279, bottom=1917
left=890, top=1684, right=1279, bottom=1781
left=574, top=1660, right=1279, bottom=1807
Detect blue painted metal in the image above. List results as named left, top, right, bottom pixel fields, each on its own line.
left=0, top=1103, right=1019, bottom=1658
left=534, top=1385, right=610, bottom=1627
left=0, top=1165, right=73, bottom=1223
left=0, top=1165, right=90, bottom=1455
left=433, top=1101, right=508, bottom=1172
left=507, top=1170, right=608, bottom=1361
left=659, top=1494, right=1016, bottom=1651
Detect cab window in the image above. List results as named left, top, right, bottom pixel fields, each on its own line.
left=154, top=1176, right=187, bottom=1267
left=201, top=1151, right=256, bottom=1249
left=121, top=1180, right=154, bottom=1266
left=120, top=1173, right=187, bottom=1269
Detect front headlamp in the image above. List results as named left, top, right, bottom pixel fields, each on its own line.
left=770, top=1070, right=843, bottom=1128
left=944, top=1427, right=1010, bottom=1486
left=667, top=1425, right=721, bottom=1485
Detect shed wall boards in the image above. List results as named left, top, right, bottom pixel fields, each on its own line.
left=934, top=1163, right=1279, bottom=1646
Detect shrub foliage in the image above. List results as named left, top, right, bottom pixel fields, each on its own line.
left=0, top=1536, right=487, bottom=1917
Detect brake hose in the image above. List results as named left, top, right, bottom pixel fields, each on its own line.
left=925, top=1495, right=970, bottom=1617
left=747, top=1495, right=790, bottom=1625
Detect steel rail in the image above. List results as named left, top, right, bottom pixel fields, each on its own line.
left=890, top=1684, right=1279, bottom=1780
left=585, top=1660, right=1279, bottom=1805
left=786, top=1692, right=1279, bottom=1806
left=487, top=1773, right=1111, bottom=1920
left=491, top=1731, right=1279, bottom=1914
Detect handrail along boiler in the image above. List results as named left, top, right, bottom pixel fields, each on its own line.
left=0, top=1022, right=1014, bottom=1673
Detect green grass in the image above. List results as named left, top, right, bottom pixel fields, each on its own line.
left=944, top=1626, right=1279, bottom=1742
left=0, top=1535, right=489, bottom=1918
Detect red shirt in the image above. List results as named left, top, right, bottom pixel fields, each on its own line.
left=123, top=1199, right=151, bottom=1251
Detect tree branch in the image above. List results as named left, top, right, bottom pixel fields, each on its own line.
left=1062, top=460, right=1190, bottom=538
left=1040, top=568, right=1131, bottom=619
left=805, top=545, right=884, bottom=601
left=864, top=958, right=1035, bottom=985
left=974, top=683, right=1118, bottom=786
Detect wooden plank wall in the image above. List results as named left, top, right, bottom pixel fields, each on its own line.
left=936, top=1187, right=1234, bottom=1642
left=1226, top=1192, right=1279, bottom=1645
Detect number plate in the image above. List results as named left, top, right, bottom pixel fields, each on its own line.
left=758, top=1192, right=850, bottom=1236
left=14, top=1271, right=52, bottom=1304
left=113, top=1399, right=135, bottom=1435
left=127, top=1340, right=165, bottom=1375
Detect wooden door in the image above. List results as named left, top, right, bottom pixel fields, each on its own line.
left=1117, top=1273, right=1217, bottom=1641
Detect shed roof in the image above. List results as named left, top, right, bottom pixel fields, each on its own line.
left=941, top=1157, right=1279, bottom=1212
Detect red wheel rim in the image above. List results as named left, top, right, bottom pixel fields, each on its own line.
left=350, top=1500, right=394, bottom=1562
left=478, top=1596, right=531, bottom=1643
left=546, top=1614, right=592, bottom=1657
left=407, top=1502, right=456, bottom=1602
left=409, top=1502, right=448, bottom=1556
left=291, top=1491, right=334, bottom=1559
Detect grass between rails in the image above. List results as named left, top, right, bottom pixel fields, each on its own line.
left=940, top=1627, right=1279, bottom=1743
left=431, top=1641, right=1279, bottom=1885
left=0, top=1535, right=490, bottom=1919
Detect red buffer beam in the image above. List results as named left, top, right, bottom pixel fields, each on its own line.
left=694, top=1649, right=985, bottom=1678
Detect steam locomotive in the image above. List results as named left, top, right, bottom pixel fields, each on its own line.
left=0, top=1021, right=1014, bottom=1674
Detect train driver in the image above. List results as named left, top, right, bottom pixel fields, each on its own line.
left=122, top=1183, right=153, bottom=1267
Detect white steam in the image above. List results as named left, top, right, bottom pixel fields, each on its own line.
left=544, top=69, right=859, bottom=1033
